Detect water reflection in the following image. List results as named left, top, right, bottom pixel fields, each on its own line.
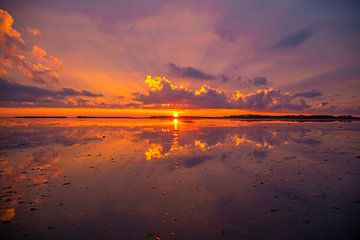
left=138, top=120, right=318, bottom=162
left=0, top=118, right=359, bottom=239
left=173, top=118, right=178, bottom=131
left=145, top=144, right=164, bottom=160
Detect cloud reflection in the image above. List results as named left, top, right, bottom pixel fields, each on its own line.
left=0, top=151, right=64, bottom=224
left=137, top=119, right=322, bottom=166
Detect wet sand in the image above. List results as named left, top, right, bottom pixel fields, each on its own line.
left=0, top=118, right=359, bottom=239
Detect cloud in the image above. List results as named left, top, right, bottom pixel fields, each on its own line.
left=0, top=9, right=63, bottom=84
left=320, top=101, right=329, bottom=107
left=221, top=74, right=229, bottom=82
left=32, top=46, right=64, bottom=67
left=231, top=89, right=310, bottom=111
left=215, top=29, right=236, bottom=42
left=0, top=9, right=26, bottom=73
left=134, top=75, right=228, bottom=108
left=15, top=58, right=61, bottom=84
left=312, top=102, right=360, bottom=115
left=272, top=28, right=314, bottom=50
left=32, top=45, right=47, bottom=58
left=251, top=76, right=268, bottom=86
left=2, top=73, right=356, bottom=113
left=294, top=89, right=322, bottom=98
left=26, top=27, right=41, bottom=36
left=168, top=63, right=216, bottom=80
left=0, top=9, right=25, bottom=58
left=59, top=87, right=102, bottom=98
left=134, top=75, right=310, bottom=111
left=0, top=78, right=103, bottom=107
left=287, top=65, right=360, bottom=89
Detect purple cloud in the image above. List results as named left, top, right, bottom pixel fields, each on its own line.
left=272, top=28, right=314, bottom=50
left=133, top=76, right=228, bottom=108
left=252, top=76, right=268, bottom=86
left=294, top=89, right=322, bottom=98
left=0, top=78, right=103, bottom=107
left=134, top=76, right=311, bottom=111
left=168, top=63, right=216, bottom=81
left=215, top=29, right=236, bottom=42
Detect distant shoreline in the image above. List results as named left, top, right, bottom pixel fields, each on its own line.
left=12, top=114, right=359, bottom=122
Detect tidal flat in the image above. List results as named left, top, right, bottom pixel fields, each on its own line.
left=0, top=118, right=359, bottom=239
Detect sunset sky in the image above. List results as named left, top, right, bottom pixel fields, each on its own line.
left=0, top=0, right=359, bottom=116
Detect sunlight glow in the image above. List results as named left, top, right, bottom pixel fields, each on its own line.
left=173, top=118, right=178, bottom=131
left=173, top=112, right=179, bottom=118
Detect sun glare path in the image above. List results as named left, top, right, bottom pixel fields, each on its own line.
left=173, top=118, right=179, bottom=131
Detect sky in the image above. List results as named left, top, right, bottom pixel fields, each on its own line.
left=0, top=0, right=359, bottom=116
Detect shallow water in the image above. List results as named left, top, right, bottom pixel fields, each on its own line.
left=0, top=118, right=359, bottom=240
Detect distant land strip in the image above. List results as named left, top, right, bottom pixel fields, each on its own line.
left=15, top=116, right=67, bottom=118
left=151, top=115, right=358, bottom=122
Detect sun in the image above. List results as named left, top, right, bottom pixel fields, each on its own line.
left=173, top=112, right=179, bottom=118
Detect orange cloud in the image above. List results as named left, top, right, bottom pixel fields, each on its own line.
left=32, top=45, right=47, bottom=58
left=26, top=27, right=41, bottom=36
left=32, top=45, right=64, bottom=68
left=0, top=9, right=63, bottom=84
left=0, top=9, right=25, bottom=46
left=16, top=58, right=61, bottom=84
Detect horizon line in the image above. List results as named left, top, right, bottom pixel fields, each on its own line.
left=7, top=114, right=359, bottom=122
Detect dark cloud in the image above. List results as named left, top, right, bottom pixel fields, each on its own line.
left=294, top=89, right=322, bottom=98
left=0, top=78, right=102, bottom=107
left=134, top=76, right=228, bottom=108
left=221, top=75, right=229, bottom=82
left=272, top=28, right=314, bottom=50
left=288, top=65, right=360, bottom=89
left=313, top=104, right=360, bottom=115
left=168, top=63, right=216, bottom=80
left=216, top=29, right=236, bottom=42
left=60, top=88, right=102, bottom=97
left=134, top=76, right=310, bottom=111
left=252, top=76, right=268, bottom=86
left=320, top=101, right=329, bottom=107
left=233, top=89, right=310, bottom=111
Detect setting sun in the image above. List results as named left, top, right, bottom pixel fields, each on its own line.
left=173, top=112, right=179, bottom=118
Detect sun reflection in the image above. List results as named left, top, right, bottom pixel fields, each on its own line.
left=173, top=118, right=178, bottom=131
